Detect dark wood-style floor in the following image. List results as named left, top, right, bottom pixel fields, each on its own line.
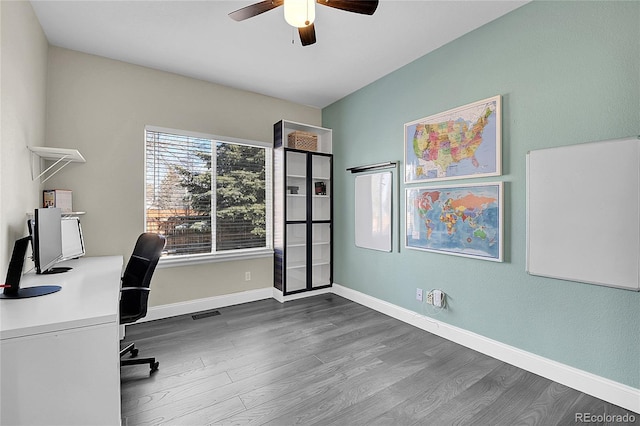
left=121, top=294, right=637, bottom=425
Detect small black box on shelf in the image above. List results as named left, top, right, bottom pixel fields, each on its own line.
left=314, top=181, right=326, bottom=195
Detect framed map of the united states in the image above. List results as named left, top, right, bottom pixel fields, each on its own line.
left=404, top=95, right=501, bottom=184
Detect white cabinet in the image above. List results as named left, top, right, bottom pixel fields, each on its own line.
left=274, top=121, right=332, bottom=295
left=0, top=256, right=123, bottom=425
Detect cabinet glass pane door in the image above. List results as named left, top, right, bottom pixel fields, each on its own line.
left=286, top=224, right=306, bottom=291
left=287, top=151, right=307, bottom=222
left=312, top=155, right=331, bottom=221
left=312, top=223, right=331, bottom=288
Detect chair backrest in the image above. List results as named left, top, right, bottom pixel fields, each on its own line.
left=120, top=233, right=166, bottom=324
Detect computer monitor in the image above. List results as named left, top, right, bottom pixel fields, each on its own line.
left=32, top=207, right=71, bottom=275
left=0, top=236, right=61, bottom=299
left=61, top=217, right=85, bottom=260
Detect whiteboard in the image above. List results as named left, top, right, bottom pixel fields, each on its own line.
left=355, top=172, right=392, bottom=252
left=526, top=136, right=639, bottom=291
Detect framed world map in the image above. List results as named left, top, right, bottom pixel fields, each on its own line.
left=404, top=95, right=501, bottom=183
left=406, top=182, right=503, bottom=262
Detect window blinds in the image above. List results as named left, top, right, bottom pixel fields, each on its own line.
left=145, top=129, right=269, bottom=257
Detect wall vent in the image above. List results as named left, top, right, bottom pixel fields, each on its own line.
left=192, top=310, right=221, bottom=320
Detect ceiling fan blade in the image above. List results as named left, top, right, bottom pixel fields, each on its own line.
left=299, top=24, right=316, bottom=46
left=316, top=0, right=379, bottom=15
left=229, top=0, right=284, bottom=21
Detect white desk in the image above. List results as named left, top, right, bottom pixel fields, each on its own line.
left=0, top=256, right=123, bottom=426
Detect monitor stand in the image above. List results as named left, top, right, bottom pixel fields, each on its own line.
left=0, top=285, right=61, bottom=299
left=1, top=237, right=64, bottom=299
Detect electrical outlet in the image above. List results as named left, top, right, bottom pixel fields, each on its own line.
left=245, top=271, right=251, bottom=281
left=427, top=290, right=445, bottom=307
left=416, top=288, right=423, bottom=302
left=433, top=290, right=443, bottom=307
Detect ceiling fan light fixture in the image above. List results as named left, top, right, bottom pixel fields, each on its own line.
left=284, top=0, right=315, bottom=27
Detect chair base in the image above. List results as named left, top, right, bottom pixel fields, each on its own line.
left=120, top=342, right=159, bottom=372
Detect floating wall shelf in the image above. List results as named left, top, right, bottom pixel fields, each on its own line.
left=28, top=146, right=86, bottom=183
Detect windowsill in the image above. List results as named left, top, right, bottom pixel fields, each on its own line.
left=156, top=248, right=274, bottom=268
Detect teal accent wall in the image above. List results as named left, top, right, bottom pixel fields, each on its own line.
left=323, top=1, right=640, bottom=388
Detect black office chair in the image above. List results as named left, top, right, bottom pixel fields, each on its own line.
left=119, top=233, right=166, bottom=372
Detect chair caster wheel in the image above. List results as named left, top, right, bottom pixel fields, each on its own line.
left=131, top=348, right=139, bottom=357
left=151, top=361, right=159, bottom=372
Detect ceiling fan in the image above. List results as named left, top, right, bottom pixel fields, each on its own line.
left=229, top=0, right=379, bottom=46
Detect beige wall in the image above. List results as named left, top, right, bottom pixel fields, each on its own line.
left=44, top=46, right=321, bottom=306
left=0, top=1, right=49, bottom=274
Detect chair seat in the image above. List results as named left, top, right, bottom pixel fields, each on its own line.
left=120, top=312, right=143, bottom=324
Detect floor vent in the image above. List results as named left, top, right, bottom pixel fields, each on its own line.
left=192, top=310, right=221, bottom=320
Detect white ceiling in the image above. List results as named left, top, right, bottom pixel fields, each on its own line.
left=31, top=0, right=528, bottom=109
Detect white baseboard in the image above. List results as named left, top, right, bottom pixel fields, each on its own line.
left=331, top=283, right=640, bottom=414
left=272, top=286, right=332, bottom=303
left=141, top=287, right=274, bottom=323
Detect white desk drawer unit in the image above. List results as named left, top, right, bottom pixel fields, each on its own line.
left=1, top=256, right=123, bottom=426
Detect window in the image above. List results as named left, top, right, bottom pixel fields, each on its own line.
left=145, top=127, right=272, bottom=264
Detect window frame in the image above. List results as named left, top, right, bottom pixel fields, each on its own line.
left=144, top=125, right=273, bottom=268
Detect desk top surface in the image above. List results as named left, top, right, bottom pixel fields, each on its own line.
left=1, top=256, right=123, bottom=340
